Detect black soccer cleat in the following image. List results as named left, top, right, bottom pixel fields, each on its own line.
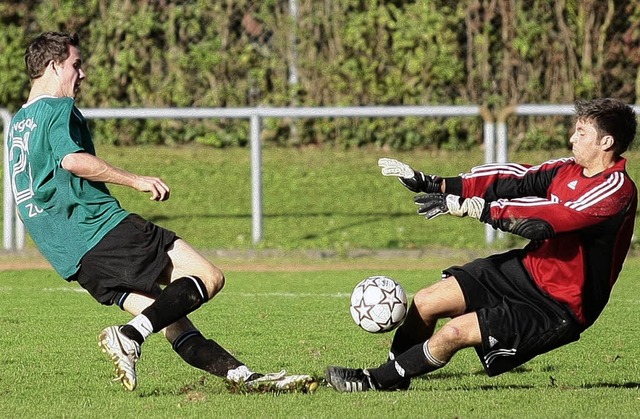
left=325, top=366, right=377, bottom=392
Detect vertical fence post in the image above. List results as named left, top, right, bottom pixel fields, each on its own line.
left=495, top=106, right=517, bottom=242
left=496, top=106, right=515, bottom=165
left=2, top=110, right=16, bottom=250
left=480, top=106, right=496, bottom=244
left=250, top=112, right=263, bottom=244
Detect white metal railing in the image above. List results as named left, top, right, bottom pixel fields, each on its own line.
left=1, top=109, right=16, bottom=251
left=5, top=103, right=588, bottom=251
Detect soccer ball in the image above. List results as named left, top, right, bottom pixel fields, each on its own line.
left=350, top=275, right=408, bottom=333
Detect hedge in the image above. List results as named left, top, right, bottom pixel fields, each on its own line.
left=1, top=0, right=638, bottom=149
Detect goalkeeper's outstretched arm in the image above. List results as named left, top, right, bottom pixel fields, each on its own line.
left=413, top=193, right=555, bottom=240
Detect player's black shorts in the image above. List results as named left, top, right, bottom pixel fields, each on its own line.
left=444, top=249, right=582, bottom=377
left=72, top=214, right=178, bottom=307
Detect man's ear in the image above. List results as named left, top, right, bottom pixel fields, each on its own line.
left=600, top=134, right=615, bottom=151
left=47, top=60, right=60, bottom=77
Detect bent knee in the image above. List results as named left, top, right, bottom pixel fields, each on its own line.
left=412, top=286, right=446, bottom=316
left=437, top=323, right=465, bottom=342
left=434, top=315, right=481, bottom=348
left=413, top=287, right=435, bottom=312
left=412, top=278, right=465, bottom=318
left=198, top=266, right=225, bottom=299
left=208, top=266, right=225, bottom=297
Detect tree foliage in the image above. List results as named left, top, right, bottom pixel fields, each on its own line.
left=0, top=0, right=638, bottom=149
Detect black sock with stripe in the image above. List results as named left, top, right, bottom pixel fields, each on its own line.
left=142, top=275, right=209, bottom=332
left=369, top=340, right=447, bottom=389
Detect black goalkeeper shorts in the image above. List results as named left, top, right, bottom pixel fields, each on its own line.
left=444, top=249, right=581, bottom=377
left=72, top=214, right=178, bottom=307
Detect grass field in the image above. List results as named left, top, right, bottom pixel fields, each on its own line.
left=4, top=145, right=640, bottom=253
left=1, top=145, right=639, bottom=417
left=7, top=144, right=631, bottom=252
left=0, top=258, right=638, bottom=418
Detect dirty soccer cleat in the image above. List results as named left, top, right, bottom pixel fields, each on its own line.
left=325, top=366, right=376, bottom=392
left=227, top=370, right=318, bottom=394
left=246, top=370, right=315, bottom=392
left=98, top=326, right=141, bottom=391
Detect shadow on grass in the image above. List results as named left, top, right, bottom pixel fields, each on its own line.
left=575, top=382, right=640, bottom=389
left=148, top=211, right=412, bottom=222
left=421, top=365, right=534, bottom=382
left=411, top=367, right=640, bottom=391
left=147, top=212, right=412, bottom=240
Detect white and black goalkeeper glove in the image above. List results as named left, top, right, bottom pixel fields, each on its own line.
left=414, top=193, right=486, bottom=220
left=378, top=158, right=442, bottom=193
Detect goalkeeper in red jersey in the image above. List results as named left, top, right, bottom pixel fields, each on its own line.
left=326, top=98, right=637, bottom=392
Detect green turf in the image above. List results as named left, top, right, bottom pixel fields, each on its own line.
left=2, top=146, right=639, bottom=416
left=40, top=146, right=571, bottom=250
left=103, top=145, right=640, bottom=252
left=5, top=145, right=640, bottom=253
left=0, top=261, right=638, bottom=418
left=99, top=145, right=489, bottom=250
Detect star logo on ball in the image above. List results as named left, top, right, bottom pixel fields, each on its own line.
left=353, top=297, right=373, bottom=319
left=381, top=286, right=403, bottom=309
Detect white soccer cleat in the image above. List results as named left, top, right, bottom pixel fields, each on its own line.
left=246, top=370, right=310, bottom=390
left=229, top=369, right=317, bottom=393
left=98, top=326, right=141, bottom=391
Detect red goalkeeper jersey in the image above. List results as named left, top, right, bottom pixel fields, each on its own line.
left=445, top=157, right=637, bottom=327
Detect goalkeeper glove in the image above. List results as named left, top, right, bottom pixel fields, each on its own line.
left=414, top=193, right=486, bottom=220
left=378, top=158, right=442, bottom=193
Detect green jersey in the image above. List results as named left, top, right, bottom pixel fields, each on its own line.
left=8, top=96, right=128, bottom=279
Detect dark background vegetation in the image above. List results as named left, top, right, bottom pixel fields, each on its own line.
left=1, top=0, right=639, bottom=150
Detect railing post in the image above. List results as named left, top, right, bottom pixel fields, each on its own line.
left=496, top=106, right=515, bottom=165
left=480, top=106, right=496, bottom=244
left=494, top=106, right=517, bottom=242
left=2, top=109, right=16, bottom=250
left=250, top=112, right=263, bottom=244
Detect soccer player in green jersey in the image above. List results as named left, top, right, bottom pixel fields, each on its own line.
left=8, top=31, right=313, bottom=392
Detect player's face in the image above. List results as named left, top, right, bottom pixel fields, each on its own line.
left=569, top=118, right=606, bottom=172
left=53, top=45, right=85, bottom=98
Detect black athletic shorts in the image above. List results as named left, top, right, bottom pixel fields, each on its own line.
left=444, top=249, right=582, bottom=377
left=72, top=214, right=178, bottom=307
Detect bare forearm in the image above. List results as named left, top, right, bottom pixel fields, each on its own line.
left=61, top=152, right=171, bottom=201
left=61, top=152, right=138, bottom=187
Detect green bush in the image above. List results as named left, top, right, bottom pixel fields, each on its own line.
left=1, top=1, right=639, bottom=149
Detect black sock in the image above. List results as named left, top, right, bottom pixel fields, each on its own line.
left=369, top=340, right=447, bottom=389
left=120, top=325, right=144, bottom=345
left=142, top=276, right=209, bottom=332
left=172, top=330, right=244, bottom=377
left=389, top=325, right=422, bottom=360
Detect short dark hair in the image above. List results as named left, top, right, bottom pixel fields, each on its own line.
left=25, top=32, right=80, bottom=80
left=574, top=98, right=637, bottom=156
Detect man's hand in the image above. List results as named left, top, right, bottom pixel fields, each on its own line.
left=378, top=158, right=442, bottom=193
left=414, top=193, right=485, bottom=220
left=133, top=175, right=171, bottom=201
left=413, top=193, right=453, bottom=219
